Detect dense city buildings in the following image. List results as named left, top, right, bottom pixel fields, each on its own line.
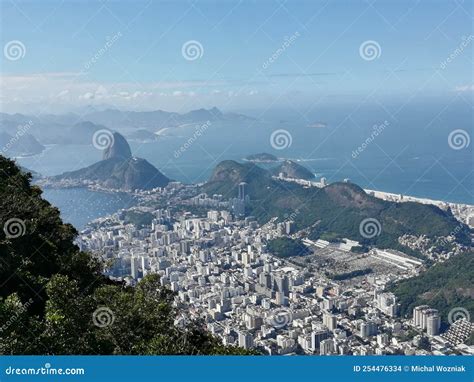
left=77, top=181, right=473, bottom=356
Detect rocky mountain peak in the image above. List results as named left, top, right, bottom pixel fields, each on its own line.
left=102, top=132, right=132, bottom=160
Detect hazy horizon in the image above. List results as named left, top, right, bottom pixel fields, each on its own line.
left=1, top=0, right=472, bottom=115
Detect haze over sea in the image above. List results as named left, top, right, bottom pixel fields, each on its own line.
left=16, top=98, right=473, bottom=230
left=3, top=0, right=472, bottom=230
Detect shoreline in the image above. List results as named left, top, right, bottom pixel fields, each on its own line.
left=274, top=176, right=474, bottom=227
left=365, top=188, right=473, bottom=227
left=37, top=173, right=474, bottom=228
left=40, top=177, right=474, bottom=211
left=364, top=187, right=474, bottom=207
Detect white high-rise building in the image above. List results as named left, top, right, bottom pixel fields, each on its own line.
left=360, top=321, right=377, bottom=338
left=311, top=329, right=330, bottom=352
left=320, top=338, right=335, bottom=355
left=413, top=305, right=440, bottom=335
left=130, top=256, right=140, bottom=279
left=377, top=292, right=399, bottom=317
left=426, top=311, right=441, bottom=336
left=377, top=333, right=390, bottom=347
left=238, top=331, right=253, bottom=349
left=323, top=311, right=337, bottom=331
left=413, top=305, right=430, bottom=328
left=207, top=210, right=219, bottom=222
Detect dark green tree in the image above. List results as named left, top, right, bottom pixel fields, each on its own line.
left=0, top=156, right=254, bottom=355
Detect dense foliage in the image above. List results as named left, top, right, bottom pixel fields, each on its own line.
left=244, top=153, right=278, bottom=162
left=0, top=156, right=252, bottom=355
left=203, top=161, right=470, bottom=255
left=270, top=160, right=315, bottom=180
left=329, top=268, right=373, bottom=281
left=390, top=251, right=474, bottom=326
left=54, top=156, right=169, bottom=191
left=266, top=237, right=311, bottom=258
left=123, top=210, right=154, bottom=228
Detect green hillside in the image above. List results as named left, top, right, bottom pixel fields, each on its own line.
left=203, top=161, right=470, bottom=254
left=270, top=160, right=315, bottom=180
left=267, top=237, right=311, bottom=258
left=0, top=156, right=251, bottom=355
left=390, top=251, right=474, bottom=326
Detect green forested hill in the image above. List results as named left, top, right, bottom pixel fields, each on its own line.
left=47, top=132, right=170, bottom=191
left=267, top=237, right=311, bottom=258
left=203, top=160, right=470, bottom=253
left=390, top=251, right=474, bottom=326
left=0, top=156, right=250, bottom=355
left=270, top=160, right=315, bottom=180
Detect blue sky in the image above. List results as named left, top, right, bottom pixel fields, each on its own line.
left=1, top=0, right=472, bottom=114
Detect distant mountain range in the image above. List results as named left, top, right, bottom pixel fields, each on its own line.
left=76, top=106, right=236, bottom=130
left=0, top=107, right=254, bottom=149
left=0, top=130, right=45, bottom=157
left=202, top=160, right=471, bottom=255
left=42, top=132, right=169, bottom=191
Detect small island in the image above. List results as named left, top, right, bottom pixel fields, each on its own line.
left=307, top=122, right=327, bottom=128
left=243, top=152, right=279, bottom=163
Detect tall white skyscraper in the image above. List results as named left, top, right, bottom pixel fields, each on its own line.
left=320, top=338, right=335, bottom=355
left=413, top=305, right=440, bottom=335
left=238, top=331, right=253, bottom=349
left=426, top=311, right=441, bottom=336
left=311, top=329, right=330, bottom=352
left=323, top=311, right=337, bottom=331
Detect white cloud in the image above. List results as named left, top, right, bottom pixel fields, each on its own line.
left=0, top=71, right=272, bottom=113
left=55, top=89, right=70, bottom=98
left=455, top=84, right=474, bottom=92
left=80, top=92, right=95, bottom=100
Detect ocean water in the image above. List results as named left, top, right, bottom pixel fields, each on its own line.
left=15, top=98, right=473, bottom=229
left=42, top=188, right=136, bottom=230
